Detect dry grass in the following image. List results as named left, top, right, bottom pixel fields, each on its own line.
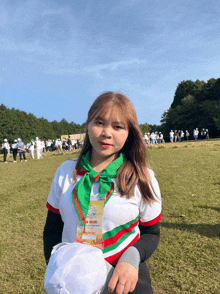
left=0, top=141, right=219, bottom=293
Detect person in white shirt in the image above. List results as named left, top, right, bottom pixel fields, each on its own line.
left=56, top=139, right=62, bottom=153
left=194, top=128, right=199, bottom=142
left=71, top=138, right=76, bottom=150
left=35, top=137, right=42, bottom=159
left=43, top=92, right=161, bottom=294
left=2, top=139, right=9, bottom=163
left=155, top=132, right=159, bottom=144
left=46, top=140, right=52, bottom=152
left=159, top=132, right=165, bottom=143
left=29, top=139, right=35, bottom=159
left=181, top=130, right=184, bottom=141
left=150, top=132, right=156, bottom=144
left=169, top=130, right=174, bottom=143
left=143, top=133, right=149, bottom=144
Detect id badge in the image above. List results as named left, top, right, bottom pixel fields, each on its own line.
left=76, top=200, right=104, bottom=249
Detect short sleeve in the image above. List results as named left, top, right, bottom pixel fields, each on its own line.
left=46, top=165, right=64, bottom=214
left=139, top=169, right=162, bottom=226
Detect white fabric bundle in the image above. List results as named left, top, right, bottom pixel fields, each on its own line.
left=44, top=242, right=112, bottom=294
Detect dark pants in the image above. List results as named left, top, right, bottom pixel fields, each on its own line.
left=101, top=262, right=153, bottom=294
left=13, top=149, right=18, bottom=161
left=3, top=149, right=7, bottom=162
left=19, top=152, right=26, bottom=161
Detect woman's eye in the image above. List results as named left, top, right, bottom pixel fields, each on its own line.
left=115, top=125, right=123, bottom=129
left=95, top=121, right=103, bottom=125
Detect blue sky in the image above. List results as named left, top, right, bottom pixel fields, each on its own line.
left=1, top=0, right=220, bottom=125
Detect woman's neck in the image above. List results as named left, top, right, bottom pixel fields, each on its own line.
left=90, top=151, right=118, bottom=172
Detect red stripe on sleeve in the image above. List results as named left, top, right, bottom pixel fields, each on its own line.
left=46, top=202, right=60, bottom=214
left=140, top=213, right=161, bottom=226
left=104, top=234, right=140, bottom=265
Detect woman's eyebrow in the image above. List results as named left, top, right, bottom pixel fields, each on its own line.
left=94, top=116, right=126, bottom=126
left=113, top=121, right=126, bottom=126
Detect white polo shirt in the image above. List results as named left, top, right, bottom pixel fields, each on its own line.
left=46, top=158, right=162, bottom=265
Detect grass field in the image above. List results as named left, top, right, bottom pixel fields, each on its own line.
left=0, top=140, right=219, bottom=293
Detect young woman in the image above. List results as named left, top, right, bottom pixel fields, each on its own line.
left=43, top=92, right=162, bottom=294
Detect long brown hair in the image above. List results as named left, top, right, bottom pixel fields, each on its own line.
left=75, top=92, right=158, bottom=203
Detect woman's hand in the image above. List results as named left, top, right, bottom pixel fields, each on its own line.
left=108, top=261, right=138, bottom=294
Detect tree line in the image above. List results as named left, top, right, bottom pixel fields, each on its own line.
left=0, top=104, right=160, bottom=145
left=0, top=104, right=86, bottom=144
left=1, top=77, right=219, bottom=144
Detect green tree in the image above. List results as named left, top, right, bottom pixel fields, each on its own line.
left=51, top=120, right=63, bottom=139
left=203, top=78, right=218, bottom=101
left=192, top=79, right=206, bottom=102
left=171, top=80, right=195, bottom=108
left=60, top=118, right=70, bottom=135
left=139, top=123, right=151, bottom=135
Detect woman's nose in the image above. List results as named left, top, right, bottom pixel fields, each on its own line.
left=101, top=127, right=112, bottom=137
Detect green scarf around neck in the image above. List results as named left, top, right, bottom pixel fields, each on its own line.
left=71, top=151, right=125, bottom=227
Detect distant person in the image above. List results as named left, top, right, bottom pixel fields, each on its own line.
left=76, top=138, right=79, bottom=149
left=62, top=140, right=68, bottom=151
left=143, top=133, right=149, bottom=144
left=201, top=129, right=206, bottom=140
left=206, top=129, right=209, bottom=140
left=29, top=139, right=35, bottom=159
left=12, top=139, right=18, bottom=162
left=67, top=136, right=72, bottom=152
left=35, top=137, right=43, bottom=159
left=46, top=140, right=50, bottom=152
left=174, top=130, right=178, bottom=142
left=178, top=130, right=181, bottom=142
left=57, top=139, right=62, bottom=153
left=71, top=138, right=76, bottom=150
left=181, top=130, right=184, bottom=141
left=155, top=131, right=159, bottom=144
left=2, top=139, right=9, bottom=163
left=51, top=140, right=56, bottom=151
left=159, top=132, right=165, bottom=143
left=186, top=130, right=189, bottom=141
left=194, top=128, right=199, bottom=142
left=169, top=130, right=174, bottom=143
left=150, top=132, right=156, bottom=144
left=17, top=138, right=27, bottom=162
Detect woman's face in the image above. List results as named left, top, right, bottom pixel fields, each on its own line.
left=87, top=110, right=129, bottom=163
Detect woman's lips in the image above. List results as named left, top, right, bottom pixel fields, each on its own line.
left=99, top=142, right=112, bottom=148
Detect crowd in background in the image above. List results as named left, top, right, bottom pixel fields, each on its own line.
left=1, top=136, right=83, bottom=163
left=143, top=132, right=165, bottom=144
left=169, top=128, right=209, bottom=143
left=0, top=128, right=212, bottom=163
